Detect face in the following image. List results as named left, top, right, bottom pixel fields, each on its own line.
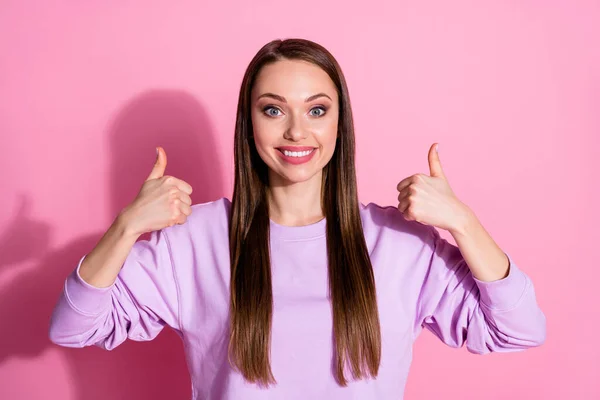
left=250, top=59, right=339, bottom=186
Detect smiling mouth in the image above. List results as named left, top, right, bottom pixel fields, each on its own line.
left=275, top=146, right=318, bottom=164
left=277, top=148, right=316, bottom=157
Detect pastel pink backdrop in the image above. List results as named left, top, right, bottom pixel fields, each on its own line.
left=1, top=1, right=598, bottom=399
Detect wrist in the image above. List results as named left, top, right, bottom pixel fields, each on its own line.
left=114, top=208, right=142, bottom=240
left=449, top=203, right=477, bottom=238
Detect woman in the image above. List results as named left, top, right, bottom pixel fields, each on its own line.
left=49, top=38, right=546, bottom=399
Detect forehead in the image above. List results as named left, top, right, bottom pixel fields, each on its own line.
left=252, top=59, right=337, bottom=101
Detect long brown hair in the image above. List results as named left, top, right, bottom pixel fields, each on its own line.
left=228, top=38, right=381, bottom=387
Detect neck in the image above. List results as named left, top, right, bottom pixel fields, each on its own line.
left=266, top=170, right=324, bottom=227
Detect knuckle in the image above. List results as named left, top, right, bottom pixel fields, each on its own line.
left=170, top=208, right=180, bottom=219
left=176, top=211, right=187, bottom=224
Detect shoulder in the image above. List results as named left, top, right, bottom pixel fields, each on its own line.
left=157, top=197, right=231, bottom=272
left=163, top=196, right=231, bottom=240
left=190, top=196, right=231, bottom=218
left=359, top=200, right=436, bottom=246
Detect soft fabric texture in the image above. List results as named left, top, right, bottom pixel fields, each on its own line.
left=49, top=197, right=546, bottom=399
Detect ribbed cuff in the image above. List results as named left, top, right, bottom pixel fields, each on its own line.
left=63, top=254, right=115, bottom=316
left=473, top=252, right=529, bottom=311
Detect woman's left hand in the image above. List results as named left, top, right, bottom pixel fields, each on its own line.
left=396, top=143, right=473, bottom=233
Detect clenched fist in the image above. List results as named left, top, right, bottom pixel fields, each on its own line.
left=396, top=143, right=471, bottom=234
left=119, top=147, right=193, bottom=237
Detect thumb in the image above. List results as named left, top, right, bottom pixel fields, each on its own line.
left=428, top=142, right=445, bottom=179
left=146, top=146, right=167, bottom=181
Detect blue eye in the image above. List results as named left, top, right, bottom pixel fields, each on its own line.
left=263, top=106, right=282, bottom=117
left=310, top=107, right=326, bottom=117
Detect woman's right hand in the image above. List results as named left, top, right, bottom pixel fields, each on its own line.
left=119, top=146, right=194, bottom=237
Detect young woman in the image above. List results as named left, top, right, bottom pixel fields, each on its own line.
left=49, top=38, right=546, bottom=399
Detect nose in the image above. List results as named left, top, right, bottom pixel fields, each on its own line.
left=283, top=113, right=308, bottom=142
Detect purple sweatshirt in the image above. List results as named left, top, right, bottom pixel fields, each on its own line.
left=48, top=197, right=546, bottom=399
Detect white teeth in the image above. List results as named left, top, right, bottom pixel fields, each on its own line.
left=283, top=149, right=313, bottom=157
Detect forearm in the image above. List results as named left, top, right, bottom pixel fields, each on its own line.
left=78, top=212, right=140, bottom=288
left=449, top=206, right=510, bottom=282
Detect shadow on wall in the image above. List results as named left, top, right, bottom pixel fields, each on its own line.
left=0, top=90, right=224, bottom=399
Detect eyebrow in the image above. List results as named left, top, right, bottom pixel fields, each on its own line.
left=256, top=92, right=332, bottom=103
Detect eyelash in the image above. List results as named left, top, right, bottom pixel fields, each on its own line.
left=262, top=105, right=327, bottom=118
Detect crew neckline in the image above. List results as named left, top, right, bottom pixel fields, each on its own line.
left=269, top=217, right=327, bottom=241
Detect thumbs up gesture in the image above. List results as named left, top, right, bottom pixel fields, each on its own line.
left=119, top=147, right=194, bottom=237
left=396, top=143, right=472, bottom=233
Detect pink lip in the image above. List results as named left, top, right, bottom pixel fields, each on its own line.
left=276, top=146, right=317, bottom=165
left=276, top=146, right=316, bottom=152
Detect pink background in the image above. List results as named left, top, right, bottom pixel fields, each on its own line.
left=1, top=1, right=598, bottom=399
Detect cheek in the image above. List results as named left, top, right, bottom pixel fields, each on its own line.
left=252, top=135, right=271, bottom=164
left=251, top=114, right=272, bottom=154
left=314, top=118, right=338, bottom=152
left=250, top=119, right=286, bottom=170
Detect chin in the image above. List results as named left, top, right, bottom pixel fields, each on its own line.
left=272, top=168, right=321, bottom=185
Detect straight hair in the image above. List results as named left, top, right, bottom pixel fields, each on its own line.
left=228, top=38, right=381, bottom=387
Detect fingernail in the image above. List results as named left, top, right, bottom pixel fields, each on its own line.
left=436, top=144, right=439, bottom=152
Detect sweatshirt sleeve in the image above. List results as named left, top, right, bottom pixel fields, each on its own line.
left=414, top=226, right=546, bottom=354
left=48, top=228, right=182, bottom=350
